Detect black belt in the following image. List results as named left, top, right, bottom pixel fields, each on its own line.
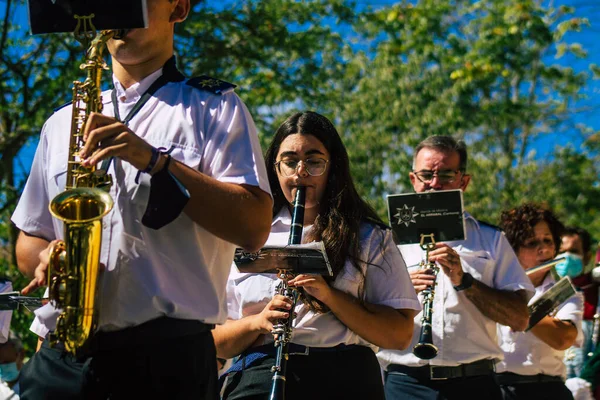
left=387, top=359, right=496, bottom=381
left=227, top=343, right=360, bottom=374
left=496, top=372, right=563, bottom=385
left=92, top=317, right=214, bottom=352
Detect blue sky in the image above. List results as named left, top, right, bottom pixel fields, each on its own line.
left=9, top=0, right=600, bottom=182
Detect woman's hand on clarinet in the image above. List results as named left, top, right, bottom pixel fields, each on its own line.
left=289, top=274, right=333, bottom=304
left=428, top=243, right=464, bottom=286
left=252, top=295, right=293, bottom=334
left=410, top=268, right=436, bottom=294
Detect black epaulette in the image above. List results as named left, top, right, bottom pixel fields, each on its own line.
left=53, top=101, right=72, bottom=113
left=477, top=219, right=503, bottom=232
left=186, top=75, right=236, bottom=95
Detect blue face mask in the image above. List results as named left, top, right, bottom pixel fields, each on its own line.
left=555, top=252, right=584, bottom=278
left=0, top=362, right=19, bottom=383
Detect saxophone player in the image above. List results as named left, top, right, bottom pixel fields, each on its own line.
left=377, top=136, right=534, bottom=400
left=496, top=203, right=583, bottom=400
left=11, top=1, right=272, bottom=398
left=213, top=112, right=421, bottom=400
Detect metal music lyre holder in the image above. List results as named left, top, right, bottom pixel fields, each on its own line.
left=413, top=233, right=440, bottom=360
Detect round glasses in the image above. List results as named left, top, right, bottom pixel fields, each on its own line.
left=413, top=169, right=463, bottom=184
left=275, top=158, right=329, bottom=177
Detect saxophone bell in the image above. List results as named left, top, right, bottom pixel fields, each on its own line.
left=47, top=29, right=115, bottom=354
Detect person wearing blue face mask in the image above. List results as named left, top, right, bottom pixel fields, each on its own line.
left=0, top=337, right=25, bottom=400
left=559, top=227, right=597, bottom=383
left=555, top=252, right=585, bottom=279
left=497, top=203, right=583, bottom=400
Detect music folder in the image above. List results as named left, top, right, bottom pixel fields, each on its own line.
left=27, top=0, right=148, bottom=34
left=526, top=276, right=577, bottom=331
left=0, top=292, right=44, bottom=312
left=387, top=189, right=466, bottom=245
left=234, top=242, right=333, bottom=276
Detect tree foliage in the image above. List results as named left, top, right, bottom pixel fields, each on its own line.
left=334, top=0, right=599, bottom=237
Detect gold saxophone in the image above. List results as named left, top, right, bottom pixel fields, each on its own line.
left=47, top=27, right=115, bottom=354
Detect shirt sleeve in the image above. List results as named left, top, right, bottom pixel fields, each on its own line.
left=364, top=227, right=421, bottom=312
left=492, top=230, right=535, bottom=298
left=556, top=291, right=585, bottom=347
left=11, top=126, right=55, bottom=240
left=226, top=265, right=242, bottom=321
left=199, top=92, right=271, bottom=197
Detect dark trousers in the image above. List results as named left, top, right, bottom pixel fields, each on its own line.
left=222, top=344, right=384, bottom=400
left=384, top=366, right=502, bottom=400
left=19, top=318, right=218, bottom=400
left=497, top=372, right=573, bottom=400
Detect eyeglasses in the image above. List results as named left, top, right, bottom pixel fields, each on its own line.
left=521, top=238, right=555, bottom=250
left=413, top=169, right=464, bottom=184
left=275, top=158, right=329, bottom=177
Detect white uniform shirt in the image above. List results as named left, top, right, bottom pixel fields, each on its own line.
left=12, top=67, right=271, bottom=335
left=496, top=273, right=584, bottom=378
left=227, top=209, right=421, bottom=350
left=377, top=213, right=535, bottom=369
left=0, top=381, right=18, bottom=400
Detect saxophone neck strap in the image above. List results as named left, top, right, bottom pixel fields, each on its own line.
left=102, top=56, right=185, bottom=173
left=111, top=55, right=185, bottom=124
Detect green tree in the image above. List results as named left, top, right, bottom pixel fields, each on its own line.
left=176, top=0, right=356, bottom=146
left=334, top=0, right=599, bottom=235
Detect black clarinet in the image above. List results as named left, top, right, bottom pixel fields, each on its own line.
left=413, top=235, right=439, bottom=360
left=269, top=186, right=305, bottom=400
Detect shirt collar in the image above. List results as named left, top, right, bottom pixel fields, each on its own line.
left=464, top=211, right=477, bottom=227
left=272, top=207, right=291, bottom=227
left=112, top=67, right=163, bottom=104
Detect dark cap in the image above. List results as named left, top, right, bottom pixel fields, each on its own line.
left=28, top=0, right=148, bottom=34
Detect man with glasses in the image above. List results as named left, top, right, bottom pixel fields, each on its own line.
left=378, top=135, right=534, bottom=400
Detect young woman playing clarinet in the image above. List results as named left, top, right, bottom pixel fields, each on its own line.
left=497, top=203, right=583, bottom=400
left=213, top=111, right=420, bottom=400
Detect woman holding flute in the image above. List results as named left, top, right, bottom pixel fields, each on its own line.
left=212, top=111, right=420, bottom=400
left=497, top=203, right=583, bottom=400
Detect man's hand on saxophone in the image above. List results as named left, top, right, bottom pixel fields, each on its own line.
left=79, top=112, right=162, bottom=173
left=20, top=239, right=58, bottom=295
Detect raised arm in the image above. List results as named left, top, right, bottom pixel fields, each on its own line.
left=16, top=231, right=60, bottom=295
left=161, top=161, right=272, bottom=252
left=463, top=284, right=529, bottom=331
left=530, top=316, right=578, bottom=350
left=289, top=228, right=419, bottom=350
left=429, top=243, right=530, bottom=331
left=289, top=275, right=416, bottom=350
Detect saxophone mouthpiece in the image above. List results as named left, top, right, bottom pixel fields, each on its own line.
left=112, top=29, right=129, bottom=40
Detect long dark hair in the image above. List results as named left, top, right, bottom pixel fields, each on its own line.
left=265, top=111, right=383, bottom=310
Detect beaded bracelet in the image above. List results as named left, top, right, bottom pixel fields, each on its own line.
left=135, top=146, right=167, bottom=184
